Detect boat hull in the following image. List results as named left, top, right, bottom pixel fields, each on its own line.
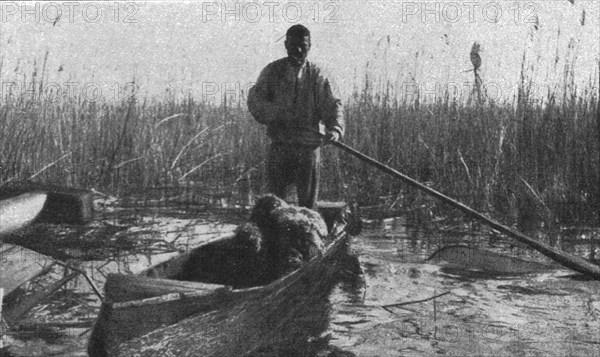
left=0, top=183, right=93, bottom=226
left=0, top=192, right=47, bottom=237
left=89, top=202, right=355, bottom=357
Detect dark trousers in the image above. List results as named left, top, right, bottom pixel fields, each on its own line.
left=267, top=143, right=320, bottom=209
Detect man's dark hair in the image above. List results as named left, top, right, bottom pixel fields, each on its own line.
left=286, top=24, right=310, bottom=39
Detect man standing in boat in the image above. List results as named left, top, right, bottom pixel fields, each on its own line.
left=247, top=24, right=345, bottom=210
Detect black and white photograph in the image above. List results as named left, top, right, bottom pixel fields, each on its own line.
left=0, top=1, right=599, bottom=356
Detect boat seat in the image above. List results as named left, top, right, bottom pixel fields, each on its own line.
left=104, top=274, right=227, bottom=303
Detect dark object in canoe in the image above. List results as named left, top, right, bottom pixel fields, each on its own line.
left=88, top=202, right=358, bottom=357
left=0, top=183, right=93, bottom=226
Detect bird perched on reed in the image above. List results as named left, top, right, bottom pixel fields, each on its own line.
left=251, top=194, right=328, bottom=278
left=468, top=41, right=483, bottom=103
left=470, top=42, right=482, bottom=73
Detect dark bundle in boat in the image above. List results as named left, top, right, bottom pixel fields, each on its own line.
left=88, top=196, right=361, bottom=357
left=177, top=194, right=331, bottom=288
left=250, top=194, right=331, bottom=279
left=175, top=222, right=271, bottom=288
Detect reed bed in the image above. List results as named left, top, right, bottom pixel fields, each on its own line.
left=339, top=73, right=599, bottom=225
left=1, top=60, right=598, bottom=227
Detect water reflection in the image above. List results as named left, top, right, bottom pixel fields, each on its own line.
left=327, top=214, right=600, bottom=355
left=357, top=215, right=600, bottom=265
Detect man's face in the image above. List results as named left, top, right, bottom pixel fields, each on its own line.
left=285, top=36, right=311, bottom=67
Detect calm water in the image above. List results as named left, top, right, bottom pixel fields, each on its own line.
left=326, top=217, right=600, bottom=356
left=2, top=196, right=599, bottom=356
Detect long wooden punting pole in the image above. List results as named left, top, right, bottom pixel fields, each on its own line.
left=329, top=139, right=600, bottom=279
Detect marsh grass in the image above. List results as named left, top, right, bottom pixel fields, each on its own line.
left=356, top=78, right=596, bottom=218
left=1, top=57, right=598, bottom=227
left=0, top=95, right=266, bottom=195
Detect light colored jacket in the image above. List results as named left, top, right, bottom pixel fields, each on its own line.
left=248, top=58, right=344, bottom=147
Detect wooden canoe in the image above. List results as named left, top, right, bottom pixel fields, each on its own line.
left=0, top=183, right=93, bottom=226
left=88, top=202, right=358, bottom=357
left=0, top=192, right=47, bottom=237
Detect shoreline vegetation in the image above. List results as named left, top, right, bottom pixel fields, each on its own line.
left=1, top=54, right=598, bottom=231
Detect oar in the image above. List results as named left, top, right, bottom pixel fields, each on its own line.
left=323, top=136, right=600, bottom=279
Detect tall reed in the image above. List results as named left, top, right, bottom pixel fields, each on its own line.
left=1, top=57, right=598, bottom=225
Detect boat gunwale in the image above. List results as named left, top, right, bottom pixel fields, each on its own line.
left=109, top=286, right=233, bottom=309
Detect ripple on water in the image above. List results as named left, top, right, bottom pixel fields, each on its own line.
left=328, top=217, right=600, bottom=356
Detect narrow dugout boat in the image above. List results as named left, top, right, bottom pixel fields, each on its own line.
left=88, top=202, right=361, bottom=357
left=0, top=185, right=93, bottom=328
left=0, top=192, right=47, bottom=237
left=0, top=183, right=93, bottom=231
